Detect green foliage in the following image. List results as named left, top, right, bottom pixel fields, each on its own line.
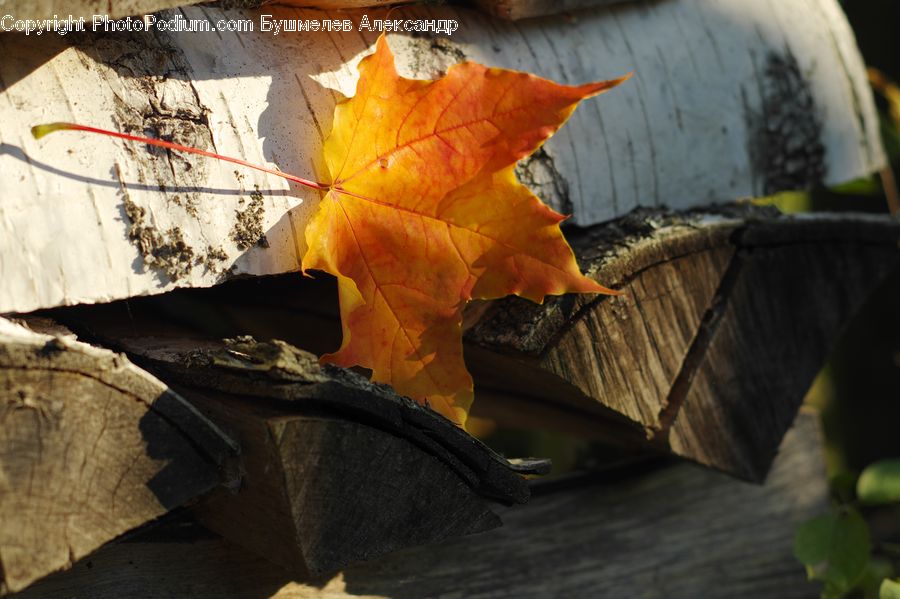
left=881, top=579, right=900, bottom=599
left=796, top=458, right=900, bottom=598
left=795, top=508, right=871, bottom=598
left=859, top=460, right=900, bottom=505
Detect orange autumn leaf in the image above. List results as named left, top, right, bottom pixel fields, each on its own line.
left=302, top=35, right=628, bottom=426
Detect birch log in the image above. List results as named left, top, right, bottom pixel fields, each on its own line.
left=0, top=317, right=238, bottom=594
left=0, top=0, right=882, bottom=314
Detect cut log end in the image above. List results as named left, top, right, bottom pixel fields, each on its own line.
left=0, top=317, right=237, bottom=594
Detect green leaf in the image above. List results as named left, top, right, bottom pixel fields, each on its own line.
left=858, top=460, right=900, bottom=505
left=880, top=579, right=900, bottom=599
left=794, top=508, right=871, bottom=598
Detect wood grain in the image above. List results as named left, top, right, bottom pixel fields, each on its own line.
left=13, top=412, right=828, bottom=599
left=0, top=317, right=237, bottom=594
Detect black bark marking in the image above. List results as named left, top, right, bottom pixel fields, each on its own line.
left=746, top=48, right=826, bottom=195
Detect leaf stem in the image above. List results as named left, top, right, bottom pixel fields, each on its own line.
left=31, top=122, right=331, bottom=192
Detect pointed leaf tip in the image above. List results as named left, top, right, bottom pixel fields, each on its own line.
left=582, top=72, right=633, bottom=98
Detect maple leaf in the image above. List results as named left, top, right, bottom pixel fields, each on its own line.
left=302, top=35, right=628, bottom=426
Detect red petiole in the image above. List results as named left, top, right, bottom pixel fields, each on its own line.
left=31, top=122, right=332, bottom=192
